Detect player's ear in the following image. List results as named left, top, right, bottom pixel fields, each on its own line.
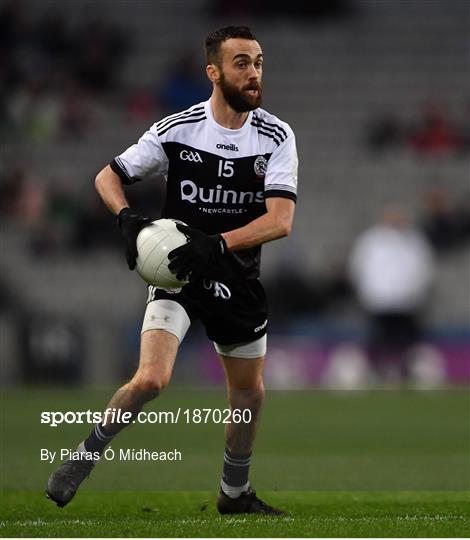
left=207, top=63, right=220, bottom=84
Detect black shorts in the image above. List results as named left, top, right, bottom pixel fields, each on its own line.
left=147, top=278, right=268, bottom=345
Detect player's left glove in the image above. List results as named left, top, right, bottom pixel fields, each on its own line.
left=168, top=224, right=228, bottom=282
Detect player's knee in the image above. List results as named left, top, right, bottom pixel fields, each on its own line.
left=230, top=383, right=265, bottom=410
left=249, top=385, right=265, bottom=409
left=130, top=372, right=171, bottom=397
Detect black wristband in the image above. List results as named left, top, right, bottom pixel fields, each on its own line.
left=215, top=234, right=227, bottom=255
left=117, top=207, right=131, bottom=227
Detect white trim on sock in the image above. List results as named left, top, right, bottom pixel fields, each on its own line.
left=76, top=441, right=87, bottom=455
left=77, top=441, right=100, bottom=465
left=95, top=424, right=114, bottom=441
left=220, top=479, right=250, bottom=499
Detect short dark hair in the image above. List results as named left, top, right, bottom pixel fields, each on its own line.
left=205, top=25, right=257, bottom=66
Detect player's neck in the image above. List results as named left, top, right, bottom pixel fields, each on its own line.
left=210, top=93, right=249, bottom=130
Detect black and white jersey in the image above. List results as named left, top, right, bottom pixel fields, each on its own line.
left=110, top=99, right=298, bottom=279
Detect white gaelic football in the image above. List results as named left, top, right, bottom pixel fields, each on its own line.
left=135, top=218, right=189, bottom=290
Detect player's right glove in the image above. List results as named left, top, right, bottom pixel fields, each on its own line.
left=117, top=207, right=151, bottom=270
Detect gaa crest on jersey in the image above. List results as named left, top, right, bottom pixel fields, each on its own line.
left=179, top=149, right=203, bottom=163
left=254, top=156, right=268, bottom=178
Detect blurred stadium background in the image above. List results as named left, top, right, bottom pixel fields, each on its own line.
left=1, top=0, right=469, bottom=510
left=1, top=0, right=468, bottom=389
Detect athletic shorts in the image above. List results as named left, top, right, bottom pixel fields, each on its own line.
left=142, top=278, right=268, bottom=350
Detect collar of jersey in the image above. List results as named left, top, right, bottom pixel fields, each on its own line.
left=205, top=99, right=254, bottom=135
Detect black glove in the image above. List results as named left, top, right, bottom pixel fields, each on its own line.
left=117, top=207, right=152, bottom=270
left=168, top=224, right=227, bottom=282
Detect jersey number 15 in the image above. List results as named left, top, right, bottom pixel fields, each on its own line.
left=217, top=160, right=234, bottom=178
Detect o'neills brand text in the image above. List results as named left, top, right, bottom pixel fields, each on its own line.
left=181, top=180, right=263, bottom=205
left=254, top=319, right=268, bottom=333
left=216, top=143, right=239, bottom=151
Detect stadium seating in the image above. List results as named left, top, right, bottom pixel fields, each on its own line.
left=2, top=0, right=468, bottom=383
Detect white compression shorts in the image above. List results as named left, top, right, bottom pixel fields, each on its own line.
left=141, top=299, right=267, bottom=358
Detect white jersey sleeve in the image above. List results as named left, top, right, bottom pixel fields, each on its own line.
left=111, top=124, right=169, bottom=184
left=264, top=130, right=298, bottom=201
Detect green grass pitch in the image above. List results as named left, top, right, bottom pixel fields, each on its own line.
left=1, top=387, right=469, bottom=536
left=2, top=490, right=470, bottom=537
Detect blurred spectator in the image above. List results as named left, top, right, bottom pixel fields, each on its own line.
left=73, top=196, right=120, bottom=252
left=409, top=102, right=460, bottom=156
left=366, top=112, right=403, bottom=153
left=157, top=52, right=210, bottom=113
left=1, top=3, right=129, bottom=143
left=265, top=263, right=324, bottom=325
left=22, top=80, right=61, bottom=142
left=74, top=177, right=166, bottom=252
left=59, top=83, right=94, bottom=139
left=365, top=102, right=469, bottom=156
left=420, top=188, right=470, bottom=253
left=74, top=16, right=128, bottom=93
left=0, top=162, right=166, bottom=258
left=127, top=87, right=156, bottom=122
left=266, top=252, right=352, bottom=328
left=0, top=166, right=47, bottom=226
left=349, top=206, right=435, bottom=380
left=41, top=184, right=83, bottom=253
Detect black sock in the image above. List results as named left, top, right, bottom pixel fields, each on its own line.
left=83, top=424, right=115, bottom=454
left=221, top=447, right=251, bottom=495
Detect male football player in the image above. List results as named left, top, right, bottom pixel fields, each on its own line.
left=46, top=25, right=298, bottom=515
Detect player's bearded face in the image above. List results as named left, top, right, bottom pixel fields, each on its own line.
left=219, top=71, right=262, bottom=112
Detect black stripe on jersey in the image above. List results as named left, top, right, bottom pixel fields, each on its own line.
left=156, top=105, right=204, bottom=126
left=264, top=189, right=297, bottom=202
left=157, top=115, right=206, bottom=136
left=251, top=120, right=286, bottom=145
left=265, top=182, right=296, bottom=192
left=252, top=115, right=288, bottom=140
left=252, top=125, right=283, bottom=146
left=156, top=106, right=205, bottom=131
left=110, top=158, right=141, bottom=185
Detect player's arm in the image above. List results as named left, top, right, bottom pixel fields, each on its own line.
left=95, top=124, right=168, bottom=269
left=95, top=164, right=130, bottom=215
left=168, top=198, right=295, bottom=281
left=222, top=196, right=295, bottom=251
left=95, top=164, right=151, bottom=270
left=225, top=126, right=298, bottom=250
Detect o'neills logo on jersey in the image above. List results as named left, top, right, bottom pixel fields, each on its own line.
left=254, top=319, right=267, bottom=333
left=181, top=180, right=263, bottom=205
left=216, top=143, right=239, bottom=151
